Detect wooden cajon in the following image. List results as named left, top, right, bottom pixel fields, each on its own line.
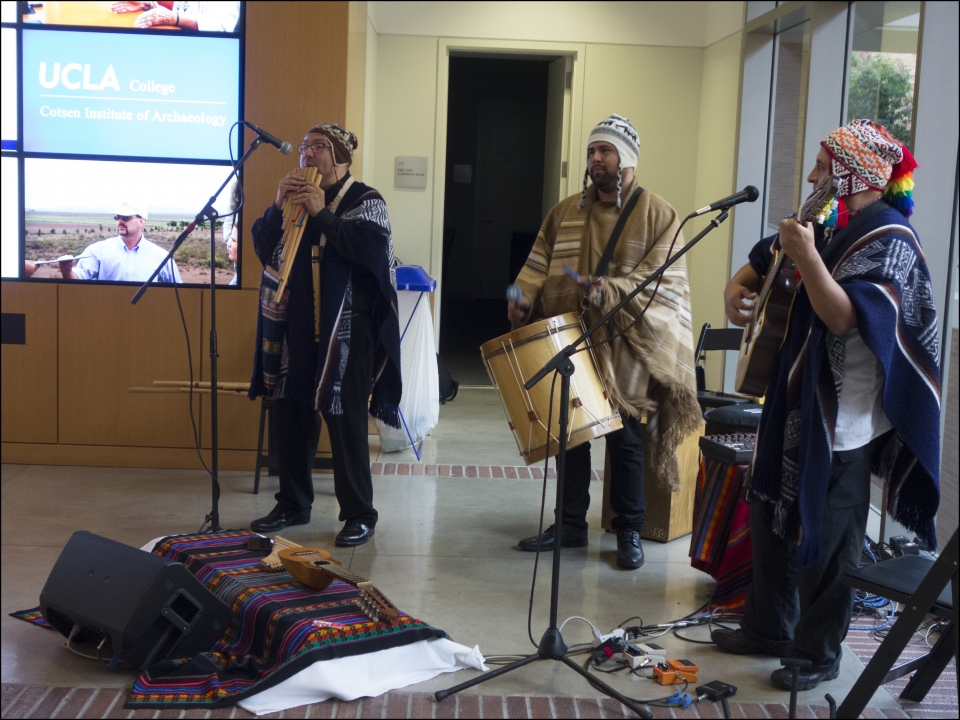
left=601, top=425, right=704, bottom=542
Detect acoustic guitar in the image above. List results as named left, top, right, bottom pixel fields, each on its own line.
left=735, top=176, right=840, bottom=396
left=278, top=547, right=400, bottom=623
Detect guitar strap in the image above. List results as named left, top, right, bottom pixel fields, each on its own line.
left=594, top=185, right=644, bottom=277
left=819, top=199, right=889, bottom=273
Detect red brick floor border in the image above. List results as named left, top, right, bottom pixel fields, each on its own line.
left=4, top=683, right=956, bottom=719
left=372, top=463, right=603, bottom=481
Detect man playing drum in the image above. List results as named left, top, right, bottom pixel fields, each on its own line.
left=247, top=123, right=402, bottom=548
left=508, top=114, right=701, bottom=569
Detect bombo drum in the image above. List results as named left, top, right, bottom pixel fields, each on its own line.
left=481, top=313, right=622, bottom=465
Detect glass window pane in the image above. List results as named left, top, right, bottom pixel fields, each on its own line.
left=764, top=20, right=811, bottom=236
left=847, top=1, right=921, bottom=145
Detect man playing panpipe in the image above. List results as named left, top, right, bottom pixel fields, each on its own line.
left=508, top=114, right=701, bottom=569
left=248, top=123, right=401, bottom=547
left=713, top=120, right=940, bottom=691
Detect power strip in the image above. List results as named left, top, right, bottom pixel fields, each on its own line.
left=621, top=642, right=665, bottom=669
left=592, top=628, right=626, bottom=647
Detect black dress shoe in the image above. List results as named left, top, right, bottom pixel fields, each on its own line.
left=712, top=627, right=792, bottom=657
left=616, top=530, right=644, bottom=569
left=770, top=663, right=840, bottom=691
left=335, top=520, right=375, bottom=546
left=517, top=524, right=588, bottom=552
left=250, top=506, right=311, bottom=533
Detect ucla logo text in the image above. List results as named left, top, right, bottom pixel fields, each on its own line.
left=38, top=62, right=120, bottom=91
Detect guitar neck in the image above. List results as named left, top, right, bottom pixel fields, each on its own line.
left=316, top=561, right=369, bottom=588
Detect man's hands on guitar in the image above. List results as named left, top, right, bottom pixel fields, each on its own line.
left=724, top=264, right=760, bottom=327
left=778, top=217, right=818, bottom=270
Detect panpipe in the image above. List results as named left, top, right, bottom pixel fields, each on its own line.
left=260, top=535, right=304, bottom=571
left=267, top=166, right=323, bottom=299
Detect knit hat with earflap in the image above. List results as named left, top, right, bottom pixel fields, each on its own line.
left=306, top=122, right=358, bottom=167
left=581, top=114, right=640, bottom=209
left=820, top=118, right=918, bottom=225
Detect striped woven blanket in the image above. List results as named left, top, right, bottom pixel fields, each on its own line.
left=123, top=531, right=446, bottom=710
left=689, top=459, right=753, bottom=612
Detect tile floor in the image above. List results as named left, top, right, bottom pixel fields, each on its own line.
left=0, top=388, right=914, bottom=715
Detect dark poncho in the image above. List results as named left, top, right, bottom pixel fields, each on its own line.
left=249, top=174, right=402, bottom=428
left=749, top=202, right=941, bottom=568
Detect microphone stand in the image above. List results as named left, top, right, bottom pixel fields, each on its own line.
left=436, top=209, right=730, bottom=717
left=132, top=135, right=265, bottom=534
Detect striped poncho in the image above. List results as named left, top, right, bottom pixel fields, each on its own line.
left=515, top=181, right=702, bottom=491
left=749, top=202, right=941, bottom=567
left=249, top=175, right=402, bottom=429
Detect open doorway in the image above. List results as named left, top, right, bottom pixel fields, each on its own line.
left=439, top=54, right=566, bottom=385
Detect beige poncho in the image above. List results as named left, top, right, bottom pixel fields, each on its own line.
left=514, top=181, right=702, bottom=490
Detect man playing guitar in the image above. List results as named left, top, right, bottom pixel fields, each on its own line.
left=714, top=120, right=941, bottom=692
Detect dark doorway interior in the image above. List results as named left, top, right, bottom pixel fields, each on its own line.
left=440, top=56, right=550, bottom=385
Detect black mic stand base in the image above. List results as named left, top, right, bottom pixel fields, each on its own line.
left=434, top=633, right=652, bottom=719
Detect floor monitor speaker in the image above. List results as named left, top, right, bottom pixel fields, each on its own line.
left=39, top=530, right=231, bottom=670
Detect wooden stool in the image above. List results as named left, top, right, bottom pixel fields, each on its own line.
left=601, top=426, right=703, bottom=542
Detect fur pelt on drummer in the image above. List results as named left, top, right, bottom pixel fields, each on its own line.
left=513, top=183, right=703, bottom=492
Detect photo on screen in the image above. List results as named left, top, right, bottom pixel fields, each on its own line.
left=22, top=28, right=241, bottom=159
left=23, top=157, right=241, bottom=286
left=22, top=1, right=241, bottom=33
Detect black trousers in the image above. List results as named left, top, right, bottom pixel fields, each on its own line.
left=273, top=397, right=322, bottom=517
left=321, top=308, right=379, bottom=527
left=740, top=446, right=872, bottom=670
left=562, top=414, right=646, bottom=533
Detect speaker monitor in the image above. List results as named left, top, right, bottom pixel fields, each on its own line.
left=40, top=530, right=232, bottom=670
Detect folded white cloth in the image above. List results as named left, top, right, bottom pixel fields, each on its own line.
left=237, top=638, right=488, bottom=715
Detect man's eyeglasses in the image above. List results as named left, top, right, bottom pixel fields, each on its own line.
left=114, top=215, right=139, bottom=221
left=297, top=143, right=332, bottom=154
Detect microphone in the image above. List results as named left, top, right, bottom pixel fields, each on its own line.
left=690, top=186, right=759, bottom=217
left=243, top=120, right=293, bottom=155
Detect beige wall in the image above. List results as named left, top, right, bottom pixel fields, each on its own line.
left=369, top=34, right=439, bottom=271
left=368, top=1, right=743, bottom=48
left=345, top=1, right=368, bottom=181
left=371, top=38, right=710, bottom=267
left=688, top=31, right=744, bottom=391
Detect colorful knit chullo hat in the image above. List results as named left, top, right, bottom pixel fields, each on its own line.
left=821, top=119, right=917, bottom=223
left=581, top=114, right=640, bottom=209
